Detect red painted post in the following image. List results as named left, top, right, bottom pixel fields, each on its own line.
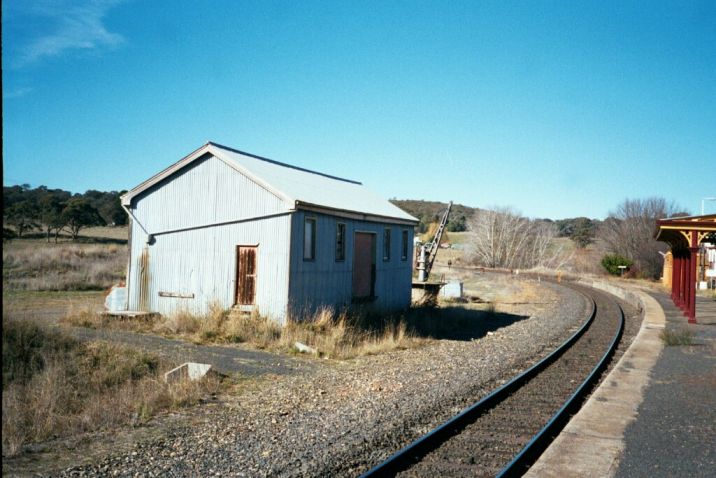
left=683, top=253, right=688, bottom=310
left=670, top=251, right=677, bottom=302
left=683, top=252, right=691, bottom=317
left=673, top=254, right=681, bottom=306
left=677, top=253, right=685, bottom=309
left=673, top=254, right=678, bottom=306
left=688, top=245, right=699, bottom=323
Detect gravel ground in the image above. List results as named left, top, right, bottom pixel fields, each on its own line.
left=399, top=285, right=626, bottom=477
left=5, top=273, right=591, bottom=477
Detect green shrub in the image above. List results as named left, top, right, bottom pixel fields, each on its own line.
left=601, top=254, right=633, bottom=276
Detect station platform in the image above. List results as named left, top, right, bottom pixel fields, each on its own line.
left=526, top=288, right=715, bottom=477
left=614, top=294, right=715, bottom=477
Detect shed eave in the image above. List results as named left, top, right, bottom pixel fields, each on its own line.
left=296, top=201, right=418, bottom=226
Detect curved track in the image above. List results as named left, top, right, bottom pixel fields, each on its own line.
left=360, top=282, right=625, bottom=478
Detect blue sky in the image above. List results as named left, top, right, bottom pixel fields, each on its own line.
left=3, top=0, right=715, bottom=219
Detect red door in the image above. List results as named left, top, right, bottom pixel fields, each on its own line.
left=235, top=246, right=257, bottom=305
left=352, top=233, right=376, bottom=299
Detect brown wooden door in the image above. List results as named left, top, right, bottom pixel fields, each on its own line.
left=235, top=246, right=257, bottom=305
left=352, top=232, right=376, bottom=299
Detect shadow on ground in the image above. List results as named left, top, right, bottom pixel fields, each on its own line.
left=356, top=305, right=530, bottom=342
left=408, top=306, right=529, bottom=341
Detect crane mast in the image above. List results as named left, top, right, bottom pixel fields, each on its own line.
left=417, top=201, right=452, bottom=282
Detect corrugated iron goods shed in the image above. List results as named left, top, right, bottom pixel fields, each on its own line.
left=121, top=142, right=418, bottom=324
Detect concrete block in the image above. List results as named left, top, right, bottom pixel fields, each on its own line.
left=104, top=286, right=127, bottom=312
left=294, top=342, right=317, bottom=354
left=440, top=281, right=463, bottom=298
left=164, top=362, right=212, bottom=383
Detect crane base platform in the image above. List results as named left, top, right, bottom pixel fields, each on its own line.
left=411, top=280, right=446, bottom=307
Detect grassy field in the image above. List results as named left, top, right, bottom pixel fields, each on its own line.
left=3, top=227, right=128, bottom=292
left=1, top=227, right=222, bottom=457
left=79, top=225, right=129, bottom=241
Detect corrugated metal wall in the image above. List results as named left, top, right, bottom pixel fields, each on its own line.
left=127, top=154, right=292, bottom=322
left=125, top=152, right=414, bottom=324
left=287, top=210, right=414, bottom=319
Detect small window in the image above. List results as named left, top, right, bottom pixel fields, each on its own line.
left=304, top=217, right=316, bottom=260
left=335, top=223, right=346, bottom=261
left=383, top=228, right=391, bottom=261
left=401, top=230, right=409, bottom=261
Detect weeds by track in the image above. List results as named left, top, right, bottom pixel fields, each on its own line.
left=361, top=282, right=624, bottom=477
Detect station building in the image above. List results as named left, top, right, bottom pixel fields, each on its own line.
left=655, top=214, right=716, bottom=322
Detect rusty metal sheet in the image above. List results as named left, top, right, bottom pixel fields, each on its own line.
left=236, top=246, right=257, bottom=305
left=138, top=247, right=150, bottom=311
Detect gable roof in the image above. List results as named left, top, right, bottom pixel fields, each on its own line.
left=121, top=142, right=417, bottom=225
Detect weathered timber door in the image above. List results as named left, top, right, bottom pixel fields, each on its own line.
left=235, top=246, right=257, bottom=305
left=352, top=232, right=376, bottom=299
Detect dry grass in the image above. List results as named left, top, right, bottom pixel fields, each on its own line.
left=62, top=299, right=522, bottom=360
left=62, top=304, right=427, bottom=359
left=660, top=328, right=695, bottom=346
left=3, top=241, right=126, bottom=291
left=2, top=317, right=222, bottom=457
left=281, top=308, right=419, bottom=359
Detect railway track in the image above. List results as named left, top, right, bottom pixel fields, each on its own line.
left=360, top=283, right=625, bottom=478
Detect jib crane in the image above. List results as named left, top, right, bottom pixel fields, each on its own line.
left=416, top=201, right=452, bottom=282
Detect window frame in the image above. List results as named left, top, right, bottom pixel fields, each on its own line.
left=401, top=229, right=409, bottom=261
left=335, top=222, right=346, bottom=262
left=383, top=227, right=391, bottom=261
left=303, top=217, right=316, bottom=261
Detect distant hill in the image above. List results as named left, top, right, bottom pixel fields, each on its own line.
left=390, top=199, right=478, bottom=233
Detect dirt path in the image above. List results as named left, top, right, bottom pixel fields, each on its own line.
left=68, top=326, right=313, bottom=376
left=3, top=290, right=313, bottom=377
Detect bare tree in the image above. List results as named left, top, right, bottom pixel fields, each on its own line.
left=468, top=208, right=568, bottom=270
left=599, top=197, right=685, bottom=278
left=469, top=207, right=525, bottom=268
left=529, top=220, right=572, bottom=270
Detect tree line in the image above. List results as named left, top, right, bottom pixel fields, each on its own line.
left=394, top=196, right=687, bottom=279
left=3, top=185, right=127, bottom=241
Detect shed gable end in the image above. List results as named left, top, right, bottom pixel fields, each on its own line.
left=130, top=154, right=289, bottom=233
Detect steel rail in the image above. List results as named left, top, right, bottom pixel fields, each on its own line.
left=496, top=294, right=625, bottom=477
left=360, top=289, right=600, bottom=478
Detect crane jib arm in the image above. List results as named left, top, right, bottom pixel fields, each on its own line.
left=422, top=201, right=452, bottom=281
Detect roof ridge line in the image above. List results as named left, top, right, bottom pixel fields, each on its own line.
left=208, top=141, right=362, bottom=185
